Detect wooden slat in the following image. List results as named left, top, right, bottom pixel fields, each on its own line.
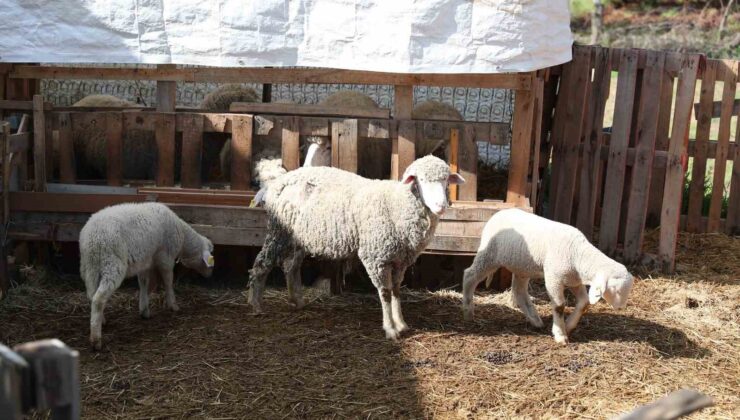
left=507, top=84, right=536, bottom=206
left=105, top=112, right=123, bottom=186
left=57, top=113, right=75, bottom=184
left=646, top=72, right=676, bottom=226
left=449, top=128, right=460, bottom=200
left=180, top=114, right=204, bottom=188
left=623, top=51, right=666, bottom=263
left=332, top=119, right=359, bottom=173
left=10, top=65, right=532, bottom=90
left=156, top=66, right=177, bottom=112
left=9, top=192, right=149, bottom=213
left=686, top=60, right=717, bottom=232
left=727, top=113, right=740, bottom=235
left=660, top=54, right=702, bottom=272
left=155, top=113, right=176, bottom=186
left=45, top=114, right=54, bottom=183
left=2, top=123, right=9, bottom=224
left=32, top=95, right=46, bottom=192
left=708, top=60, right=738, bottom=232
left=7, top=133, right=29, bottom=154
left=529, top=76, right=545, bottom=208
left=231, top=102, right=390, bottom=119
left=576, top=46, right=612, bottom=236
left=392, top=120, right=416, bottom=180
left=230, top=115, right=253, bottom=190
left=598, top=49, right=639, bottom=255
left=394, top=85, right=413, bottom=119
left=458, top=125, right=478, bottom=201
left=547, top=61, right=575, bottom=216
left=553, top=47, right=592, bottom=223
left=281, top=116, right=300, bottom=170
left=0, top=100, right=51, bottom=111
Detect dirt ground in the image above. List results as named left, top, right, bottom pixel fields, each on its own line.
left=1, top=232, right=738, bottom=419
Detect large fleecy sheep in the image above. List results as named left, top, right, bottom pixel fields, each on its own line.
left=80, top=202, right=214, bottom=350
left=71, top=94, right=159, bottom=180
left=461, top=209, right=635, bottom=344
left=248, top=155, right=465, bottom=340
left=412, top=100, right=464, bottom=160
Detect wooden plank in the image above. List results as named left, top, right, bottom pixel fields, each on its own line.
left=7, top=133, right=29, bottom=154
left=426, top=235, right=480, bottom=254
left=529, top=76, right=545, bottom=208
left=394, top=85, right=413, bottom=119
left=598, top=49, right=639, bottom=255
left=45, top=114, right=54, bottom=183
left=281, top=116, right=300, bottom=170
left=576, top=46, right=612, bottom=236
left=32, top=95, right=46, bottom=192
left=458, top=125, right=478, bottom=201
left=180, top=113, right=204, bottom=188
left=0, top=99, right=52, bottom=111
left=646, top=73, right=676, bottom=226
left=553, top=47, right=592, bottom=223
left=332, top=119, right=359, bottom=173
left=686, top=60, right=717, bottom=232
left=547, top=63, right=574, bottom=216
left=105, top=112, right=123, bottom=186
left=156, top=65, right=177, bottom=112
left=507, top=78, right=536, bottom=206
left=449, top=128, right=460, bottom=200
left=2, top=124, right=9, bottom=225
left=155, top=113, right=176, bottom=186
left=727, top=113, right=740, bottom=235
left=392, top=121, right=417, bottom=180
left=57, top=113, right=75, bottom=184
left=11, top=65, right=532, bottom=90
left=10, top=191, right=149, bottom=213
left=707, top=61, right=738, bottom=232
left=15, top=115, right=30, bottom=189
left=47, top=183, right=138, bottom=194
left=623, top=51, right=666, bottom=263
left=230, top=115, right=253, bottom=190
left=660, top=54, right=701, bottom=272
left=231, top=102, right=390, bottom=119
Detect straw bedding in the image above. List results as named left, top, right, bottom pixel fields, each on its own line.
left=0, top=232, right=737, bottom=419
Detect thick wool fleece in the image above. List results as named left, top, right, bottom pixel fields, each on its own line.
left=79, top=202, right=212, bottom=299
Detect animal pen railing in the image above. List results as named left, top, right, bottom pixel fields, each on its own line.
left=0, top=64, right=544, bottom=297
left=540, top=45, right=738, bottom=271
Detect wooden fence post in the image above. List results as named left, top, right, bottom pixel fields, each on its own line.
left=507, top=73, right=536, bottom=207
left=0, top=123, right=10, bottom=300
left=32, top=95, right=46, bottom=192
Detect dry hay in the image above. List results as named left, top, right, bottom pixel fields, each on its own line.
left=200, top=84, right=260, bottom=112
left=411, top=100, right=463, bottom=121
left=0, top=232, right=738, bottom=419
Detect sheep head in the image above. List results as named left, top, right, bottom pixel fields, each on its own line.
left=401, top=155, right=465, bottom=216
left=589, top=269, right=634, bottom=309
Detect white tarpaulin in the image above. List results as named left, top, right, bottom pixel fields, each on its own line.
left=1, top=0, right=573, bottom=73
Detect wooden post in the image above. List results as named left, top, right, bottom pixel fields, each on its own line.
left=13, top=339, right=80, bottom=420
left=529, top=75, right=545, bottom=208
left=0, top=124, right=10, bottom=301
left=105, top=112, right=123, bottom=186
left=155, top=113, right=176, bottom=186
left=507, top=73, right=536, bottom=207
left=32, top=95, right=46, bottom=192
left=660, top=54, right=702, bottom=272
left=646, top=70, right=676, bottom=227
left=0, top=343, right=29, bottom=418
left=394, top=85, right=413, bottom=120
left=281, top=116, right=300, bottom=171
left=230, top=115, right=253, bottom=190
left=180, top=114, right=204, bottom=188
left=156, top=65, right=177, bottom=112
left=332, top=119, right=359, bottom=173
left=449, top=128, right=460, bottom=200
left=457, top=124, right=478, bottom=201
left=392, top=120, right=416, bottom=180
left=728, top=109, right=740, bottom=235
left=57, top=113, right=75, bottom=184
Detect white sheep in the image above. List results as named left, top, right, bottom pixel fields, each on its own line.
left=461, top=209, right=634, bottom=344
left=248, top=155, right=465, bottom=340
left=79, top=202, right=215, bottom=350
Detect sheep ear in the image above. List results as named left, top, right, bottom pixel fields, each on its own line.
left=448, top=173, right=465, bottom=185
left=202, top=250, right=215, bottom=267
left=589, top=274, right=607, bottom=305
left=401, top=166, right=417, bottom=184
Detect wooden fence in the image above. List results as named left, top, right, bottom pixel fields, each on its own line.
left=540, top=45, right=738, bottom=271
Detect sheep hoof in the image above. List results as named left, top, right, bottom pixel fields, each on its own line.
left=396, top=322, right=409, bottom=333
left=553, top=335, right=569, bottom=345
left=90, top=337, right=103, bottom=351
left=463, top=308, right=474, bottom=322
left=385, top=328, right=400, bottom=341
left=169, top=303, right=180, bottom=312
left=292, top=299, right=305, bottom=310
left=140, top=309, right=151, bottom=319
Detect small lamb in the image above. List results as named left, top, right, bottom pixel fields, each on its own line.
left=248, top=155, right=464, bottom=340
left=80, top=202, right=215, bottom=350
left=462, top=209, right=634, bottom=344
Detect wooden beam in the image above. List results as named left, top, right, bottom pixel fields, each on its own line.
left=449, top=128, right=460, bottom=200
left=180, top=114, right=204, bottom=188
left=230, top=115, right=253, bottom=190
left=155, top=113, right=176, bottom=186
left=10, top=192, right=149, bottom=213
left=105, top=112, right=123, bottom=186
left=0, top=99, right=52, bottom=111
left=281, top=116, right=300, bottom=170
left=10, top=65, right=533, bottom=90
left=231, top=102, right=390, bottom=119
left=57, top=113, right=75, bottom=184
left=457, top=125, right=478, bottom=201
left=507, top=81, right=536, bottom=206
left=32, top=95, right=46, bottom=192
left=156, top=65, right=177, bottom=112
left=693, top=98, right=739, bottom=118
left=392, top=121, right=417, bottom=180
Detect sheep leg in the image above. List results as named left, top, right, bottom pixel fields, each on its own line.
left=89, top=273, right=123, bottom=351
left=545, top=276, right=569, bottom=345
left=282, top=250, right=305, bottom=309
left=565, top=285, right=590, bottom=335
left=511, top=275, right=544, bottom=328
left=159, top=267, right=179, bottom=312
left=365, top=262, right=398, bottom=340
left=462, top=257, right=499, bottom=321
left=391, top=266, right=409, bottom=333
left=247, top=242, right=279, bottom=314
left=137, top=271, right=152, bottom=319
